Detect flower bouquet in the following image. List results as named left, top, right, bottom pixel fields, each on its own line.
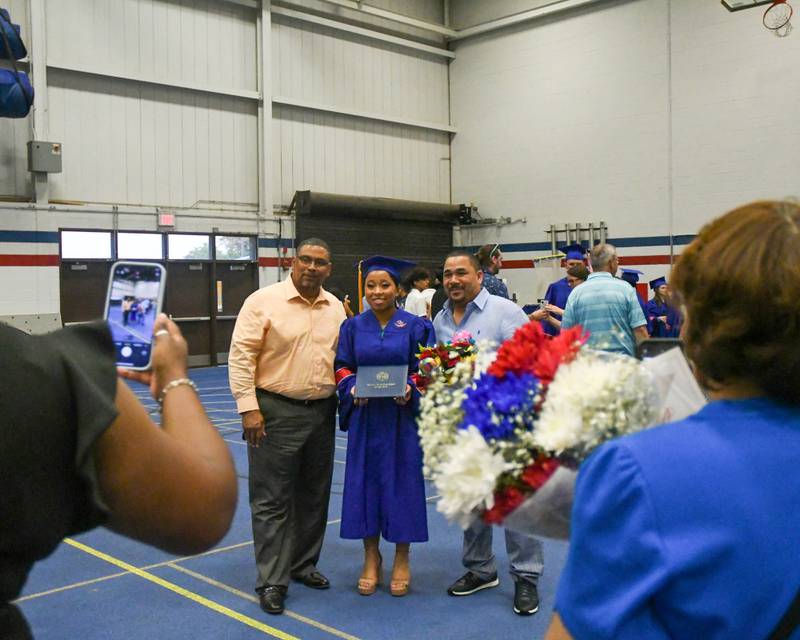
left=413, top=330, right=478, bottom=393
left=418, top=321, right=663, bottom=539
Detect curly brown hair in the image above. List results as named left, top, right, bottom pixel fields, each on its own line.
left=671, top=200, right=800, bottom=404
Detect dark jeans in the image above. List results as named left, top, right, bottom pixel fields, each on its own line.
left=248, top=390, right=336, bottom=590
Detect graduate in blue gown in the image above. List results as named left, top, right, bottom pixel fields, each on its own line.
left=335, top=256, right=435, bottom=597
left=620, top=267, right=649, bottom=323
left=535, top=243, right=586, bottom=336
left=645, top=276, right=682, bottom=338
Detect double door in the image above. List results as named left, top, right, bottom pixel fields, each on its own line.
left=59, top=236, right=258, bottom=367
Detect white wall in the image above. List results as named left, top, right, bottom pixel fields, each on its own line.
left=0, top=0, right=452, bottom=315
left=449, top=0, right=800, bottom=301
left=270, top=17, right=451, bottom=205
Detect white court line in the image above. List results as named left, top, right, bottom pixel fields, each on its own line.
left=108, top=318, right=150, bottom=343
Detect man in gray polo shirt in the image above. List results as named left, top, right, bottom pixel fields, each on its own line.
left=561, top=244, right=648, bottom=355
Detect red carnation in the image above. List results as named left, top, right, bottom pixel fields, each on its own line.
left=521, top=457, right=561, bottom=491
left=488, top=321, right=548, bottom=378
left=533, top=326, right=587, bottom=387
left=483, top=485, right=528, bottom=524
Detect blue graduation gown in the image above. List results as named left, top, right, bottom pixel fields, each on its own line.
left=335, top=308, right=435, bottom=543
left=645, top=299, right=682, bottom=338
left=543, top=277, right=572, bottom=336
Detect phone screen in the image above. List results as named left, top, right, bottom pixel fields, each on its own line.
left=104, top=261, right=166, bottom=369
left=637, top=338, right=683, bottom=360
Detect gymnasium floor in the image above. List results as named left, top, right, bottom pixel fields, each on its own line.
left=16, top=366, right=569, bottom=640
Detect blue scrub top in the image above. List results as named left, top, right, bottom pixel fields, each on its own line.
left=556, top=398, right=800, bottom=639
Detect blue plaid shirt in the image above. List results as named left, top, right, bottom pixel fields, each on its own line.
left=561, top=272, right=647, bottom=355
left=481, top=269, right=509, bottom=299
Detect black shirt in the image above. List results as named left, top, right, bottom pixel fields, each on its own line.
left=0, top=322, right=118, bottom=638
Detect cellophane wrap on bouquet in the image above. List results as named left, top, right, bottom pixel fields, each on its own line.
left=417, top=322, right=703, bottom=539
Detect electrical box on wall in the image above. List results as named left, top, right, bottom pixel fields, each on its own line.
left=27, top=141, right=62, bottom=173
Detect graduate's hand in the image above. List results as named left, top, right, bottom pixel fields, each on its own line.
left=351, top=386, right=368, bottom=406
left=528, top=308, right=548, bottom=321
left=545, top=304, right=563, bottom=315
left=394, top=384, right=412, bottom=406
left=658, top=315, right=668, bottom=323
left=242, top=410, right=266, bottom=447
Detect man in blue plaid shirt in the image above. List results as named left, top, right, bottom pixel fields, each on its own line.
left=476, top=243, right=510, bottom=299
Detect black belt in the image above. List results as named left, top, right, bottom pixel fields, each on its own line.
left=258, top=389, right=333, bottom=406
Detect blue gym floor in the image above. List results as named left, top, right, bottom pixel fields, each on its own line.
left=16, top=366, right=569, bottom=639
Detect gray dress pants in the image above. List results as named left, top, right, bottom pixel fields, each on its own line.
left=248, top=390, right=337, bottom=590
left=462, top=519, right=544, bottom=585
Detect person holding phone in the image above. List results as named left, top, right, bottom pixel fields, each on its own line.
left=334, top=256, right=435, bottom=598
left=531, top=243, right=587, bottom=336
left=1, top=315, right=237, bottom=639
left=545, top=200, right=800, bottom=640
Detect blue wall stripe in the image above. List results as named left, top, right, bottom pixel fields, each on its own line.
left=0, top=230, right=60, bottom=243
left=461, top=234, right=696, bottom=254
left=257, top=238, right=293, bottom=249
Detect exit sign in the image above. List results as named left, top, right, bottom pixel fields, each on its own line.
left=158, top=213, right=176, bottom=228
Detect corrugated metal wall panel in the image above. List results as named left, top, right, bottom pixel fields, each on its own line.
left=0, top=0, right=32, bottom=199
left=47, top=69, right=258, bottom=207
left=46, top=0, right=257, bottom=92
left=273, top=104, right=450, bottom=206
left=272, top=20, right=449, bottom=125
left=370, top=0, right=445, bottom=25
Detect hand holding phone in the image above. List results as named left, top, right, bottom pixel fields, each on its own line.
left=104, top=261, right=167, bottom=370
left=118, top=314, right=188, bottom=400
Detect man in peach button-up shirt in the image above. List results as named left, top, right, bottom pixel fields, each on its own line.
left=228, top=237, right=345, bottom=616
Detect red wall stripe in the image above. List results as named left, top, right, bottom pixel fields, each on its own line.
left=258, top=257, right=292, bottom=268
left=0, top=254, right=59, bottom=266
left=500, top=254, right=673, bottom=269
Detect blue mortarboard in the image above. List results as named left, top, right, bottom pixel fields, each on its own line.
left=560, top=243, right=586, bottom=261
left=620, top=268, right=644, bottom=284
left=649, top=276, right=667, bottom=290
left=360, top=255, right=416, bottom=282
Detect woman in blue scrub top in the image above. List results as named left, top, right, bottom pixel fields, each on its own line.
left=335, top=256, right=435, bottom=598
left=546, top=200, right=800, bottom=640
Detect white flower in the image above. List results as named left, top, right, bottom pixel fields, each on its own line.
left=534, top=350, right=657, bottom=460
left=435, top=426, right=510, bottom=528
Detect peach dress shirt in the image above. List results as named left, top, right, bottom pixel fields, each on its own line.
left=228, top=276, right=346, bottom=413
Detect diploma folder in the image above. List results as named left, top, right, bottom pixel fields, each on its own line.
left=354, top=365, right=408, bottom=398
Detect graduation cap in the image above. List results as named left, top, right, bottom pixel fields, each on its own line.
left=560, top=243, right=586, bottom=261
left=620, top=268, right=644, bottom=284
left=649, top=276, right=667, bottom=290
left=360, top=255, right=416, bottom=282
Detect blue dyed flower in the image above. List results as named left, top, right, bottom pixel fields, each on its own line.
left=458, top=372, right=540, bottom=441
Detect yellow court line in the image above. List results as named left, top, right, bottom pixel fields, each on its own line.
left=64, top=539, right=299, bottom=640
left=16, top=540, right=256, bottom=603
left=168, top=564, right=363, bottom=640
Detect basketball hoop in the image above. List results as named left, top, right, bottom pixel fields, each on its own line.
left=763, top=0, right=793, bottom=36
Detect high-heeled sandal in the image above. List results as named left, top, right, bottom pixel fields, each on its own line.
left=357, top=554, right=383, bottom=596
left=390, top=564, right=410, bottom=597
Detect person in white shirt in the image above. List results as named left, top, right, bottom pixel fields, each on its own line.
left=403, top=267, right=436, bottom=319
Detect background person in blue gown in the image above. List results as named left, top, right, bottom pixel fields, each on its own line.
left=335, top=256, right=435, bottom=597
left=545, top=200, right=800, bottom=640
left=645, top=276, right=682, bottom=338
left=531, top=243, right=587, bottom=335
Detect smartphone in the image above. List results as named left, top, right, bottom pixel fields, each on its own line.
left=637, top=338, right=683, bottom=360
left=103, top=261, right=167, bottom=370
